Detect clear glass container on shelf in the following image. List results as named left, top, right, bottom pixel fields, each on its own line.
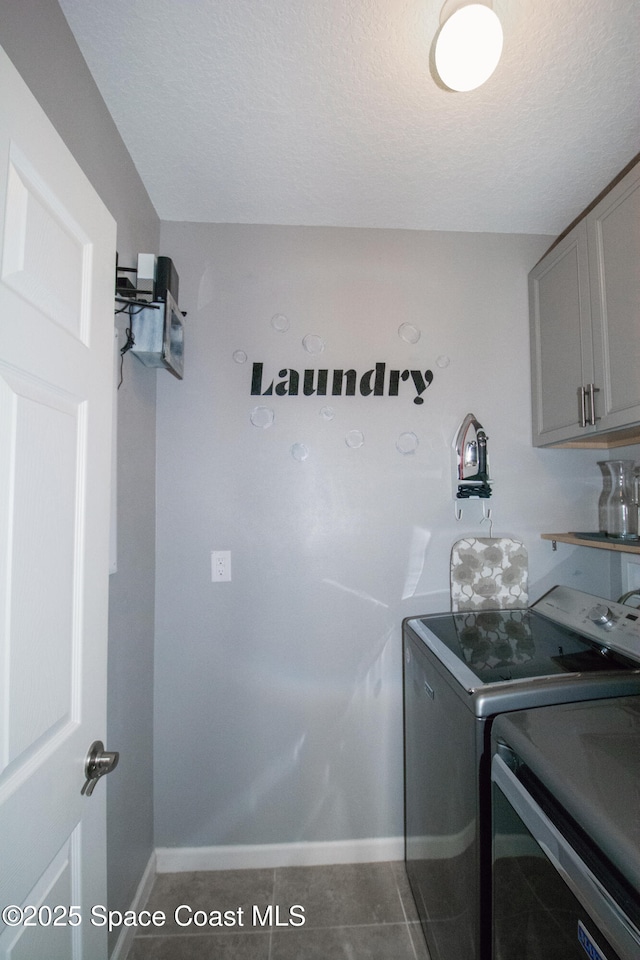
left=598, top=460, right=638, bottom=540
left=597, top=461, right=612, bottom=533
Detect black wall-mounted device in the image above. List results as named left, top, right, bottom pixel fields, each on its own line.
left=155, top=256, right=179, bottom=304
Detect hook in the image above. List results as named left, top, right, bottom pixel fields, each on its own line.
left=454, top=502, right=463, bottom=521
left=480, top=502, right=493, bottom=537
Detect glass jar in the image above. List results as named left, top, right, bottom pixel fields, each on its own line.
left=602, top=460, right=638, bottom=539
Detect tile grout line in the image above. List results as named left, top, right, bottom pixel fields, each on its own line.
left=391, top=862, right=421, bottom=960
left=267, top=865, right=276, bottom=960
left=134, top=920, right=418, bottom=939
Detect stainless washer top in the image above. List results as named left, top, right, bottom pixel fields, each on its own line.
left=404, top=586, right=640, bottom=714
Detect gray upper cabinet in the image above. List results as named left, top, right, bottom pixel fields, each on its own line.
left=530, top=159, right=640, bottom=447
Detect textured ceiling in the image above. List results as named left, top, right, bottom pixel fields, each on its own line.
left=58, top=0, right=639, bottom=234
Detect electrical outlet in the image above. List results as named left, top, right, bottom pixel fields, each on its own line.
left=211, top=550, right=231, bottom=582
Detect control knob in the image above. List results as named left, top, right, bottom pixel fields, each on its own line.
left=587, top=604, right=616, bottom=628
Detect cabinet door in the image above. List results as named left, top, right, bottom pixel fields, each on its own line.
left=589, top=163, right=640, bottom=433
left=529, top=221, right=594, bottom=446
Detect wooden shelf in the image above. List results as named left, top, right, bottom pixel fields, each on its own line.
left=541, top=533, right=640, bottom=554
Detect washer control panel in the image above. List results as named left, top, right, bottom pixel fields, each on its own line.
left=533, top=586, right=640, bottom=663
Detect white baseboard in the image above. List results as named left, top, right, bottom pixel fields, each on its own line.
left=109, top=850, right=157, bottom=960
left=155, top=836, right=404, bottom=873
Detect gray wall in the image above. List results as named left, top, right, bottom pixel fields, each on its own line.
left=0, top=1, right=159, bottom=950
left=154, top=221, right=611, bottom=851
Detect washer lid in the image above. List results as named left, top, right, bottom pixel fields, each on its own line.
left=407, top=607, right=638, bottom=690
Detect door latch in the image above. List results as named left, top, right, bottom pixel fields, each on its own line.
left=81, top=740, right=119, bottom=796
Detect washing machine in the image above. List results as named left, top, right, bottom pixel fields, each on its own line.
left=403, top=586, right=640, bottom=960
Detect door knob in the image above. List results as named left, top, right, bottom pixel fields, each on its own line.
left=81, top=740, right=119, bottom=796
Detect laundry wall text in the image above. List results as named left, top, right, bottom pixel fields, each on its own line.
left=251, top=362, right=434, bottom=405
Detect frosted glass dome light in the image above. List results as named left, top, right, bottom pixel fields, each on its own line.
left=435, top=3, right=504, bottom=92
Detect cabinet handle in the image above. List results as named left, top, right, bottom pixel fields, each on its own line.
left=578, top=386, right=587, bottom=428
left=587, top=383, right=600, bottom=425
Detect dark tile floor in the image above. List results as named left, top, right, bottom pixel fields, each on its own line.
left=128, top=861, right=430, bottom=959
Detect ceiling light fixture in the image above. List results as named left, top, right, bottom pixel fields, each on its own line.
left=434, top=1, right=503, bottom=92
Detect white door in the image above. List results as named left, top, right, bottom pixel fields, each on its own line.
left=0, top=45, right=116, bottom=960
